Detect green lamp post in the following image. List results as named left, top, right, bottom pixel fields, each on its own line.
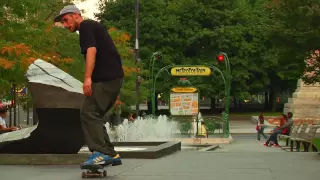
left=148, top=52, right=162, bottom=115
left=217, top=52, right=231, bottom=138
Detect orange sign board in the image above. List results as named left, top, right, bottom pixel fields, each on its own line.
left=170, top=93, right=198, bottom=115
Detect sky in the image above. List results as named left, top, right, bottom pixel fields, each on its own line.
left=74, top=0, right=100, bottom=20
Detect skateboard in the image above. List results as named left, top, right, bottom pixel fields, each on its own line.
left=81, top=164, right=107, bottom=178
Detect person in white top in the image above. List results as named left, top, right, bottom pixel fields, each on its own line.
left=0, top=107, right=18, bottom=133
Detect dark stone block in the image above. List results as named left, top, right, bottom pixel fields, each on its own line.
left=0, top=108, right=84, bottom=154
left=0, top=60, right=85, bottom=154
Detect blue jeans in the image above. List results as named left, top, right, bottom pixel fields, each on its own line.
left=266, top=129, right=282, bottom=145
left=257, top=127, right=267, bottom=140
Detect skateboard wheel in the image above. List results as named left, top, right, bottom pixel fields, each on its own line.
left=99, top=172, right=104, bottom=177
left=103, top=170, right=107, bottom=177
left=82, top=172, right=87, bottom=178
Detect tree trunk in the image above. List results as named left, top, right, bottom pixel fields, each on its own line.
left=13, top=83, right=17, bottom=126
left=264, top=92, right=269, bottom=110
left=9, top=107, right=12, bottom=127
left=272, top=94, right=277, bottom=112
left=210, top=97, right=216, bottom=110
left=33, top=105, right=38, bottom=125
left=238, top=97, right=242, bottom=109
left=269, top=87, right=277, bottom=112
left=233, top=96, right=238, bottom=109
left=26, top=105, right=30, bottom=125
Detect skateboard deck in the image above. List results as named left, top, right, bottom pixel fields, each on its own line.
left=81, top=164, right=107, bottom=178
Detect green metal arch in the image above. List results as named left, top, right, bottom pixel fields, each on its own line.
left=150, top=61, right=231, bottom=138
left=151, top=64, right=228, bottom=114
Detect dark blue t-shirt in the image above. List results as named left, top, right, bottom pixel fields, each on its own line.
left=79, top=19, right=124, bottom=82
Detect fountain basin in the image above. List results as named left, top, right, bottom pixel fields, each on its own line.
left=181, top=144, right=219, bottom=151
left=0, top=141, right=181, bottom=165
left=81, top=141, right=181, bottom=159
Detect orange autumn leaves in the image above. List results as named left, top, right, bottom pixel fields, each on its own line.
left=108, top=27, right=131, bottom=43
left=1, top=43, right=31, bottom=56
left=0, top=27, right=136, bottom=78
left=0, top=43, right=34, bottom=70
left=114, top=95, right=124, bottom=108
left=108, top=27, right=137, bottom=77
left=0, top=58, right=15, bottom=69
left=0, top=43, right=74, bottom=70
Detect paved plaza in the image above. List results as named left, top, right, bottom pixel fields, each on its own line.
left=0, top=135, right=319, bottom=180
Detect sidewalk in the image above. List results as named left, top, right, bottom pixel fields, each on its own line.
left=229, top=119, right=275, bottom=134
left=0, top=137, right=319, bottom=180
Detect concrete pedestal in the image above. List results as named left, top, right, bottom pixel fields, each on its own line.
left=284, top=79, right=320, bottom=119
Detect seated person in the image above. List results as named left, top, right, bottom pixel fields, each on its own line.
left=0, top=107, right=19, bottom=134
left=264, top=113, right=292, bottom=147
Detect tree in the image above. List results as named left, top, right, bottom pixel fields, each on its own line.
left=97, top=0, right=259, bottom=107
left=231, top=0, right=305, bottom=111
left=97, top=0, right=311, bottom=112
left=0, top=1, right=83, bottom=89
left=0, top=0, right=142, bottom=115
left=264, top=0, right=320, bottom=84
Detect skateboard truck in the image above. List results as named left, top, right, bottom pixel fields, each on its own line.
left=81, top=164, right=108, bottom=178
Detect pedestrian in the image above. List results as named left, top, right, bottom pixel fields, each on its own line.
left=256, top=112, right=267, bottom=141
left=54, top=5, right=124, bottom=167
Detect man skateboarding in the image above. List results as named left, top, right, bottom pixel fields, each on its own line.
left=54, top=5, right=124, bottom=167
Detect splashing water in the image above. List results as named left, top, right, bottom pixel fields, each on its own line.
left=105, top=115, right=180, bottom=142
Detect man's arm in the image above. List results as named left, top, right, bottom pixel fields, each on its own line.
left=279, top=120, right=293, bottom=129
left=80, top=22, right=98, bottom=96
left=0, top=124, right=15, bottom=131
left=80, top=22, right=97, bottom=79
left=84, top=47, right=97, bottom=79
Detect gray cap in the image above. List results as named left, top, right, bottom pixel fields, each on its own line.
left=54, top=5, right=81, bottom=22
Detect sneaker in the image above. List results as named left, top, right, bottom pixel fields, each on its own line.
left=272, top=144, right=279, bottom=147
left=81, top=152, right=113, bottom=168
left=112, top=154, right=122, bottom=166
left=263, top=143, right=268, bottom=147
left=88, top=152, right=98, bottom=159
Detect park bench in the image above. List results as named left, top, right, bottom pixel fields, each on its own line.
left=289, top=123, right=320, bottom=152
left=287, top=123, right=309, bottom=151
left=278, top=123, right=302, bottom=146
left=279, top=123, right=308, bottom=151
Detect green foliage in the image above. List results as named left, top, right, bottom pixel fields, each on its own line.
left=0, top=0, right=83, bottom=103
left=99, top=0, right=320, bottom=112
left=97, top=0, right=250, bottom=101
left=0, top=0, right=145, bottom=114
left=263, top=0, right=320, bottom=85
left=3, top=0, right=319, bottom=113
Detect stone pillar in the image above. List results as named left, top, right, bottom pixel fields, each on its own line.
left=283, top=79, right=320, bottom=119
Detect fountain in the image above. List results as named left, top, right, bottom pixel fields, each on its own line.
left=0, top=60, right=181, bottom=164
left=101, top=112, right=204, bottom=142
left=106, top=115, right=180, bottom=142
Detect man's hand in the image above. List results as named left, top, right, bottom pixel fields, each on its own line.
left=10, top=127, right=18, bottom=131
left=83, top=77, right=92, bottom=96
